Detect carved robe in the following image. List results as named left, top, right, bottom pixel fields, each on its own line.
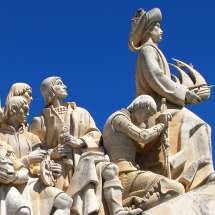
left=0, top=124, right=63, bottom=215
left=0, top=141, right=29, bottom=215
left=67, top=152, right=112, bottom=215
left=31, top=102, right=124, bottom=215
left=31, top=102, right=102, bottom=192
left=135, top=42, right=214, bottom=191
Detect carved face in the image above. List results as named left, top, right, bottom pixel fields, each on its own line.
left=132, top=109, right=148, bottom=125
left=132, top=106, right=155, bottom=125
left=22, top=88, right=33, bottom=104
left=149, top=22, right=163, bottom=43
left=52, top=78, right=68, bottom=100
left=13, top=103, right=29, bottom=125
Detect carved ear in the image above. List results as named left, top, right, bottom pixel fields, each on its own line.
left=146, top=106, right=153, bottom=116
left=10, top=104, right=18, bottom=114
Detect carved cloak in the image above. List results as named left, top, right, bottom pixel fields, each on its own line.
left=135, top=42, right=214, bottom=191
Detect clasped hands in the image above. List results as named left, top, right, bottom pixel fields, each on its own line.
left=157, top=111, right=172, bottom=128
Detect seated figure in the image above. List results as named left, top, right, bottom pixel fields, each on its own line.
left=0, top=95, right=73, bottom=215
left=31, top=76, right=142, bottom=215
left=103, top=95, right=185, bottom=210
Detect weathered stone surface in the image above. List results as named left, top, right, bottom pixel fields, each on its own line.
left=143, top=181, right=215, bottom=215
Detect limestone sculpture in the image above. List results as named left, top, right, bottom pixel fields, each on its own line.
left=6, top=83, right=33, bottom=105
left=0, top=83, right=33, bottom=126
left=0, top=6, right=213, bottom=215
left=128, top=7, right=214, bottom=191
left=0, top=139, right=31, bottom=215
left=30, top=76, right=142, bottom=215
left=0, top=95, right=72, bottom=215
left=103, top=95, right=185, bottom=210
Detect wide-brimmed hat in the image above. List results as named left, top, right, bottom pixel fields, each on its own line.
left=128, top=8, right=162, bottom=52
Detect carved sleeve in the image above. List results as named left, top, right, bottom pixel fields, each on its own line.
left=141, top=46, right=188, bottom=106
left=112, top=114, right=164, bottom=145
left=78, top=108, right=102, bottom=148
left=30, top=116, right=46, bottom=143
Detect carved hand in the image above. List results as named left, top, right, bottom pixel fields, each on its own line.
left=185, top=90, right=202, bottom=104
left=60, top=134, right=85, bottom=148
left=49, top=162, right=62, bottom=178
left=51, top=144, right=73, bottom=159
left=0, top=168, right=16, bottom=184
left=14, top=168, right=29, bottom=184
left=28, top=149, right=47, bottom=164
left=157, top=112, right=172, bottom=128
left=193, top=85, right=211, bottom=101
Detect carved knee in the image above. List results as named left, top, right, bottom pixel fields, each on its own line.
left=159, top=178, right=185, bottom=196
left=54, top=193, right=73, bottom=210
left=173, top=181, right=185, bottom=195
left=102, top=163, right=119, bottom=181
left=16, top=207, right=31, bottom=215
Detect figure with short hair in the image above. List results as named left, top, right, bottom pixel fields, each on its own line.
left=6, top=83, right=33, bottom=105
left=31, top=76, right=142, bottom=215
left=0, top=82, right=33, bottom=126
left=103, top=95, right=185, bottom=210
left=0, top=95, right=73, bottom=215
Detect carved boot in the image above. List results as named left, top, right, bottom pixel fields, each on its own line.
left=103, top=182, right=142, bottom=215
left=206, top=172, right=215, bottom=183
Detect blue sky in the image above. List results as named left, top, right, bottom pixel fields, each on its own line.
left=0, top=1, right=214, bottom=159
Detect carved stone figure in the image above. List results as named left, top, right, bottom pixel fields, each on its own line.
left=103, top=95, right=185, bottom=211
left=6, top=83, right=33, bottom=105
left=0, top=95, right=72, bottom=215
left=31, top=76, right=142, bottom=215
left=0, top=83, right=33, bottom=126
left=128, top=8, right=214, bottom=191
left=0, top=140, right=31, bottom=215
left=31, top=76, right=102, bottom=191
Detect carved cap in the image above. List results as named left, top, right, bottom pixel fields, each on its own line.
left=128, top=8, right=162, bottom=52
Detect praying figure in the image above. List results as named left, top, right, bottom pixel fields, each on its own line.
left=103, top=95, right=184, bottom=210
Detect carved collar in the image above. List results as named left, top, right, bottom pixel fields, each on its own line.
left=0, top=123, right=26, bottom=134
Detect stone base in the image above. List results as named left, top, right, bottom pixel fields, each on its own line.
left=142, top=181, right=215, bottom=215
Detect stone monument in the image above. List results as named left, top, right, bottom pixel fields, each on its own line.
left=0, top=6, right=214, bottom=215
left=0, top=95, right=72, bottom=215
left=30, top=76, right=142, bottom=215
left=128, top=7, right=214, bottom=191
left=103, top=95, right=184, bottom=210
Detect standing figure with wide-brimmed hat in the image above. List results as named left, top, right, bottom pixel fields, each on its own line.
left=128, top=7, right=215, bottom=192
